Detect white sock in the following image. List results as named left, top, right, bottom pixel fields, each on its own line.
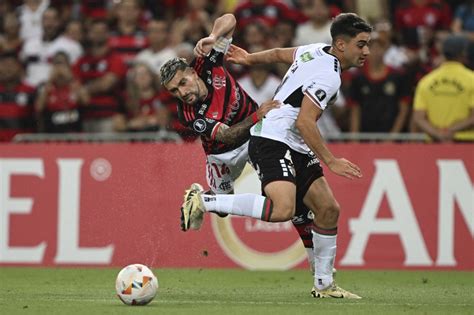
left=200, top=194, right=272, bottom=220
left=312, top=230, right=337, bottom=290
left=306, top=247, right=315, bottom=276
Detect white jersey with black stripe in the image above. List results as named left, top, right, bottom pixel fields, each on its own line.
left=250, top=43, right=341, bottom=154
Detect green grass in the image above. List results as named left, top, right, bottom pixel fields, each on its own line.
left=0, top=268, right=473, bottom=315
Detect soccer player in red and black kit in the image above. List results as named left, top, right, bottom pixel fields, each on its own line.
left=160, top=13, right=318, bottom=276
left=73, top=20, right=126, bottom=132
left=0, top=52, right=35, bottom=142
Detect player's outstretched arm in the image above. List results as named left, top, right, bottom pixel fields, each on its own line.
left=227, top=45, right=296, bottom=66
left=194, top=14, right=236, bottom=57
left=214, top=100, right=280, bottom=145
left=296, top=96, right=362, bottom=180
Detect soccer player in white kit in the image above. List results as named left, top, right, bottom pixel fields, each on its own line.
left=183, top=13, right=372, bottom=298
left=162, top=13, right=319, bottom=275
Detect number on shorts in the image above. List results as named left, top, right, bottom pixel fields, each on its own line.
left=211, top=162, right=230, bottom=178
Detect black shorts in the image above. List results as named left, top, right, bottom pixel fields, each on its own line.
left=248, top=136, right=323, bottom=218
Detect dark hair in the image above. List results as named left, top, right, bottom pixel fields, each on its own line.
left=0, top=51, right=22, bottom=69
left=89, top=19, right=108, bottom=28
left=442, top=34, right=468, bottom=60
left=52, top=51, right=70, bottom=64
left=43, top=6, right=59, bottom=17
left=330, top=13, right=372, bottom=41
left=159, top=57, right=189, bottom=85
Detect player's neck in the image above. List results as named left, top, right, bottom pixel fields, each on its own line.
left=328, top=46, right=346, bottom=70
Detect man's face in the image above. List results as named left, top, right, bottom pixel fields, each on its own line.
left=133, top=64, right=153, bottom=90
left=66, top=21, right=83, bottom=42
left=164, top=68, right=202, bottom=105
left=368, top=39, right=387, bottom=64
left=307, top=0, right=330, bottom=23
left=50, top=54, right=72, bottom=82
left=0, top=58, right=21, bottom=82
left=3, top=13, right=19, bottom=36
left=343, top=32, right=371, bottom=68
left=147, top=21, right=168, bottom=46
left=42, top=9, right=60, bottom=38
left=88, top=23, right=108, bottom=45
left=117, top=0, right=140, bottom=25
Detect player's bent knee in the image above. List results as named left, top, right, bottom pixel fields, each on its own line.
left=318, top=202, right=340, bottom=225
left=327, top=202, right=340, bottom=222
left=270, top=203, right=295, bottom=222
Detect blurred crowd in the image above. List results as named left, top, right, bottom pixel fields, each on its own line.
left=0, top=0, right=473, bottom=142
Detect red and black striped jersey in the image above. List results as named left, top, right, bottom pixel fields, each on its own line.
left=73, top=52, right=126, bottom=119
left=0, top=82, right=36, bottom=141
left=108, top=28, right=148, bottom=66
left=80, top=0, right=108, bottom=19
left=177, top=48, right=258, bottom=155
left=41, top=83, right=81, bottom=133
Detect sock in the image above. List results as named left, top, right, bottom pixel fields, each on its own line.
left=293, top=221, right=315, bottom=275
left=200, top=194, right=273, bottom=221
left=306, top=247, right=315, bottom=276
left=312, top=225, right=337, bottom=290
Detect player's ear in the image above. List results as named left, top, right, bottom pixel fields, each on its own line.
left=334, top=37, right=346, bottom=52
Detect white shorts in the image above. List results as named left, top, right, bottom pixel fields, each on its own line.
left=205, top=141, right=249, bottom=194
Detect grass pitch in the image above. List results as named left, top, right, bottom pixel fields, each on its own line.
left=0, top=268, right=472, bottom=315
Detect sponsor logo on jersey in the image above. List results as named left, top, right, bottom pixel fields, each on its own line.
left=384, top=81, right=396, bottom=96
left=199, top=103, right=208, bottom=115
left=300, top=52, right=314, bottom=62
left=16, top=93, right=28, bottom=106
left=315, top=89, right=327, bottom=102
left=193, top=119, right=207, bottom=132
left=235, top=86, right=241, bottom=101
left=97, top=60, right=107, bottom=72
left=209, top=51, right=219, bottom=63
left=224, top=88, right=241, bottom=124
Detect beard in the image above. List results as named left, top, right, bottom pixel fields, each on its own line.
left=183, top=92, right=200, bottom=104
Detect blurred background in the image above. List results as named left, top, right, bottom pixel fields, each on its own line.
left=0, top=0, right=472, bottom=143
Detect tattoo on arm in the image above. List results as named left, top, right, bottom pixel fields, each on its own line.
left=214, top=116, right=255, bottom=145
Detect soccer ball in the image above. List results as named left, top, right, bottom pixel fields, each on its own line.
left=115, top=263, right=158, bottom=305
